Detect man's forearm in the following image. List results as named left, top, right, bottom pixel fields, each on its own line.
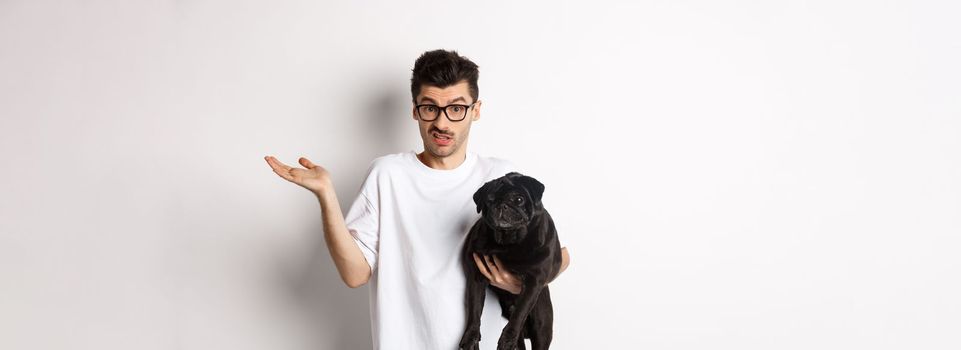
left=315, top=189, right=372, bottom=288
left=548, top=247, right=570, bottom=284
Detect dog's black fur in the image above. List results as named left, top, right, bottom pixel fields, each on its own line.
left=459, top=172, right=562, bottom=350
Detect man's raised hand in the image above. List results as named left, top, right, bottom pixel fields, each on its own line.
left=264, top=155, right=332, bottom=195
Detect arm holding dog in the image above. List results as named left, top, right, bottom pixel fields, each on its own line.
left=550, top=246, right=570, bottom=283
left=475, top=247, right=570, bottom=294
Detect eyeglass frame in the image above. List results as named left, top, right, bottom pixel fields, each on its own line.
left=414, top=101, right=478, bottom=122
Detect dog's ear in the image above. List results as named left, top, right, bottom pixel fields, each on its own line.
left=473, top=180, right=496, bottom=213
left=512, top=174, right=545, bottom=204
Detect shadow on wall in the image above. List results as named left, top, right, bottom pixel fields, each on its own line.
left=365, top=88, right=410, bottom=158
left=270, top=86, right=408, bottom=349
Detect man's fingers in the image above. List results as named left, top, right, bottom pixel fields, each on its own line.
left=274, top=165, right=296, bottom=181
left=483, top=255, right=501, bottom=282
left=472, top=253, right=493, bottom=280
left=265, top=157, right=293, bottom=180
left=266, top=156, right=308, bottom=182
left=492, top=255, right=505, bottom=269
left=265, top=156, right=283, bottom=170
left=265, top=156, right=292, bottom=172
left=491, top=255, right=513, bottom=281
left=298, top=157, right=316, bottom=169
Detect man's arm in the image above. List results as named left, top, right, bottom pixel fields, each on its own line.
left=264, top=155, right=371, bottom=288
left=475, top=247, right=571, bottom=294
left=316, top=189, right=372, bottom=288
left=548, top=247, right=570, bottom=284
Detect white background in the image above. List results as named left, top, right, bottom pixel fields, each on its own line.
left=1, top=1, right=959, bottom=349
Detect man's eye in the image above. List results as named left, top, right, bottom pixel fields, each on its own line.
left=426, top=106, right=437, bottom=112
left=451, top=106, right=463, bottom=112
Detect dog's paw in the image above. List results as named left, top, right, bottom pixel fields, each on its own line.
left=497, top=329, right=520, bottom=350
left=459, top=328, right=481, bottom=350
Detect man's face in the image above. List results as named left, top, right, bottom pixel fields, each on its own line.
left=412, top=80, right=481, bottom=159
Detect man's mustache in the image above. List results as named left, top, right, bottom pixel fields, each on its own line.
left=430, top=129, right=453, bottom=137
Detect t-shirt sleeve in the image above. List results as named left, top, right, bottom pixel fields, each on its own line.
left=344, top=163, right=380, bottom=274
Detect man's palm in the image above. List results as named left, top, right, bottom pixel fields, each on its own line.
left=265, top=156, right=331, bottom=193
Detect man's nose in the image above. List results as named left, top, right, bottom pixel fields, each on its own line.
left=432, top=113, right=451, bottom=130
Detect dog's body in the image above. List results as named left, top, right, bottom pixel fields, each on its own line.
left=459, top=172, right=562, bottom=350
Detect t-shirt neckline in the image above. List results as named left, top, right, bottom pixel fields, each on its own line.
left=407, top=149, right=477, bottom=177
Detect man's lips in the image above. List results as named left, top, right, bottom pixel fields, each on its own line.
left=432, top=131, right=453, bottom=146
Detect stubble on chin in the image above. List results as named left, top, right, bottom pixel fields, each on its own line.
left=429, top=144, right=455, bottom=158
left=426, top=140, right=457, bottom=158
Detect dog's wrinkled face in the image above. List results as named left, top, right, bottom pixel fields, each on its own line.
left=473, top=172, right=545, bottom=244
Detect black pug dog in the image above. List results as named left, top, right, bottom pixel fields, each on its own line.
left=459, top=172, right=562, bottom=350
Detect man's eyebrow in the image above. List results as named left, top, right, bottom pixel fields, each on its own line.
left=419, top=96, right=467, bottom=104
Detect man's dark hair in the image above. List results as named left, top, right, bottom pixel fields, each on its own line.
left=410, top=49, right=479, bottom=104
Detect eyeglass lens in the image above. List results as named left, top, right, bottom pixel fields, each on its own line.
left=418, top=105, right=468, bottom=121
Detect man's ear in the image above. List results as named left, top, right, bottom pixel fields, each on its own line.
left=513, top=174, right=545, bottom=204
left=472, top=99, right=481, bottom=121
left=473, top=180, right=496, bottom=213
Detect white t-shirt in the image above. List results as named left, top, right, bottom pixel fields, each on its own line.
left=344, top=149, right=520, bottom=350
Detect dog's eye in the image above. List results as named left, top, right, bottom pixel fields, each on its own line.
left=512, top=196, right=524, bottom=204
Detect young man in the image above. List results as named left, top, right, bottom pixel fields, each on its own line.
left=265, top=49, right=570, bottom=349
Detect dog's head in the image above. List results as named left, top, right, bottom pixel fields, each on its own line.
left=472, top=172, right=545, bottom=244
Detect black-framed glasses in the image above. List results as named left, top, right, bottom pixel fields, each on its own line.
left=415, top=101, right=477, bottom=122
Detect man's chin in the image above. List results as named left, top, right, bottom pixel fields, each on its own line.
left=427, top=144, right=456, bottom=157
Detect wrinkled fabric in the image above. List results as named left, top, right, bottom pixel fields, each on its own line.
left=345, top=149, right=521, bottom=350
